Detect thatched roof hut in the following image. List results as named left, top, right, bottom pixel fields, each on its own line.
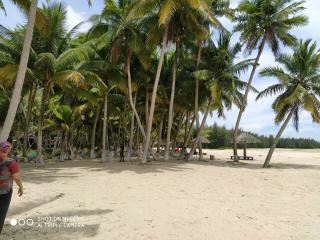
left=235, top=133, right=261, bottom=159
left=235, top=133, right=261, bottom=144
left=192, top=136, right=210, bottom=144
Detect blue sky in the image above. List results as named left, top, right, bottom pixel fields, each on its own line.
left=214, top=0, right=320, bottom=141
left=0, top=0, right=320, bottom=140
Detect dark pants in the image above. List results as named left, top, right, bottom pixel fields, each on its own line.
left=0, top=188, right=12, bottom=235
left=120, top=153, right=124, bottom=162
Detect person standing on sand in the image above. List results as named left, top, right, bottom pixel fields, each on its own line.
left=119, top=143, right=125, bottom=162
left=0, top=141, right=24, bottom=235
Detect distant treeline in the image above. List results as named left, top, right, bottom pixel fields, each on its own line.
left=202, top=123, right=320, bottom=149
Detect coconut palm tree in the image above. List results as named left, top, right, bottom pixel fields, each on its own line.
left=76, top=55, right=124, bottom=162
left=232, top=0, right=308, bottom=162
left=163, top=1, right=222, bottom=161
left=46, top=104, right=74, bottom=161
left=0, top=0, right=38, bottom=142
left=128, top=0, right=218, bottom=163
left=0, top=25, right=39, bottom=153
left=85, top=12, right=134, bottom=161
left=0, top=0, right=93, bottom=142
left=187, top=33, right=254, bottom=159
left=105, top=0, right=150, bottom=138
left=257, top=39, right=320, bottom=168
left=0, top=39, right=100, bottom=166
left=89, top=0, right=167, bottom=161
left=0, top=0, right=48, bottom=146
left=34, top=49, right=101, bottom=164
left=192, top=0, right=232, bottom=160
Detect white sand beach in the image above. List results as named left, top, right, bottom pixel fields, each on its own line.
left=2, top=148, right=320, bottom=240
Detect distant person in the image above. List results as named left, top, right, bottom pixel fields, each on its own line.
left=0, top=141, right=24, bottom=235
left=119, top=143, right=125, bottom=162
left=27, top=145, right=37, bottom=162
left=109, top=145, right=114, bottom=160
left=182, top=146, right=188, bottom=160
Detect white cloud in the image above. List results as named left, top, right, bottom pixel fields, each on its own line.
left=291, top=0, right=320, bottom=42
left=230, top=0, right=241, bottom=9
left=66, top=5, right=92, bottom=33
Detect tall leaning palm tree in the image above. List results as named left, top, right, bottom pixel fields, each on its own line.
left=88, top=0, right=155, bottom=160
left=232, top=0, right=308, bottom=162
left=0, top=0, right=38, bottom=141
left=34, top=49, right=99, bottom=165
left=0, top=0, right=93, bottom=142
left=192, top=0, right=230, bottom=160
left=164, top=2, right=219, bottom=161
left=188, top=33, right=253, bottom=159
left=257, top=39, right=320, bottom=168
left=128, top=0, right=215, bottom=163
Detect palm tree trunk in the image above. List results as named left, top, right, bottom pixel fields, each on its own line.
left=59, top=131, right=68, bottom=162
left=126, top=49, right=159, bottom=161
left=126, top=50, right=146, bottom=139
left=165, top=42, right=179, bottom=161
left=23, top=84, right=37, bottom=156
left=178, top=114, right=196, bottom=160
left=233, top=37, right=266, bottom=162
left=172, top=113, right=184, bottom=153
left=0, top=0, right=38, bottom=141
left=52, top=131, right=61, bottom=156
left=145, top=90, right=149, bottom=128
left=106, top=114, right=109, bottom=150
left=184, top=112, right=190, bottom=143
left=136, top=118, right=140, bottom=154
left=187, top=99, right=212, bottom=160
left=184, top=115, right=196, bottom=148
left=263, top=106, right=297, bottom=168
left=90, top=105, right=101, bottom=159
left=194, top=42, right=203, bottom=160
left=141, top=24, right=169, bottom=163
left=69, top=143, right=75, bottom=159
left=157, top=116, right=164, bottom=153
left=69, top=130, right=75, bottom=160
left=109, top=115, right=114, bottom=158
left=37, top=84, right=50, bottom=166
left=101, top=94, right=108, bottom=162
left=119, top=93, right=128, bottom=149
left=128, top=94, right=136, bottom=160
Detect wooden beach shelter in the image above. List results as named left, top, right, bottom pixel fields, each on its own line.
left=235, top=133, right=261, bottom=160
left=192, top=136, right=210, bottom=144
left=192, top=136, right=210, bottom=156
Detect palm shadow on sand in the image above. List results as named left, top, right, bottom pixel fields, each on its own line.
left=18, top=157, right=320, bottom=180
left=8, top=193, right=65, bottom=216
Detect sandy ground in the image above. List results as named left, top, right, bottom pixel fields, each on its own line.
left=2, top=148, right=320, bottom=240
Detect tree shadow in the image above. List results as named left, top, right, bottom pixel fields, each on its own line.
left=266, top=162, right=320, bottom=170
left=3, top=208, right=113, bottom=239
left=20, top=161, right=85, bottom=184
left=8, top=193, right=65, bottom=216
left=97, top=160, right=195, bottom=174
left=18, top=156, right=320, bottom=183
left=23, top=171, right=79, bottom=184
left=204, top=159, right=320, bottom=170
left=18, top=159, right=195, bottom=177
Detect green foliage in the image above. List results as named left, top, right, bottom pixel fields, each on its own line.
left=257, top=39, right=320, bottom=131
left=1, top=0, right=319, bottom=158
left=204, top=123, right=320, bottom=149
left=0, top=0, right=5, bottom=14
left=194, top=32, right=254, bottom=116
left=234, top=0, right=308, bottom=55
